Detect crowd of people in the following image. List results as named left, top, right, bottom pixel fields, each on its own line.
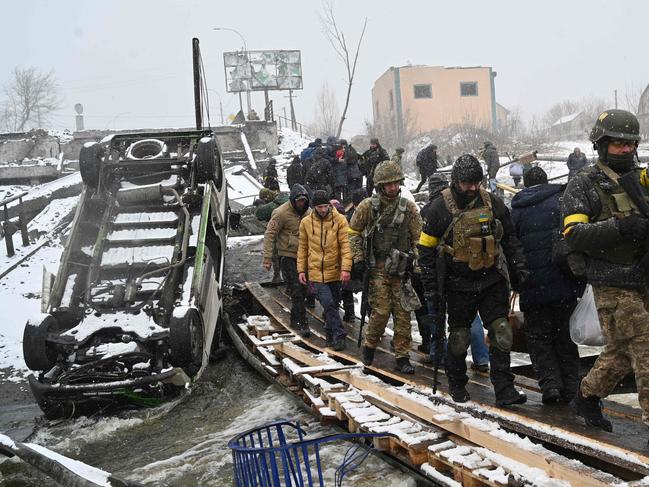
left=257, top=109, right=649, bottom=439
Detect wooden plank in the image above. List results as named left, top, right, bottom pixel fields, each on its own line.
left=262, top=283, right=649, bottom=465
left=270, top=283, right=643, bottom=422
left=274, top=341, right=620, bottom=487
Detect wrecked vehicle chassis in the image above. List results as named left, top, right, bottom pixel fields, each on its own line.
left=23, top=130, right=229, bottom=418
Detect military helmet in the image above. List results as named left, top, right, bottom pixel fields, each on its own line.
left=451, top=154, right=483, bottom=183
left=589, top=109, right=640, bottom=143
left=373, top=160, right=404, bottom=185
left=395, top=147, right=405, bottom=154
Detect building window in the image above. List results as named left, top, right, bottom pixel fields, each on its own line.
left=460, top=82, right=478, bottom=97
left=413, top=84, right=432, bottom=99
left=389, top=90, right=394, bottom=111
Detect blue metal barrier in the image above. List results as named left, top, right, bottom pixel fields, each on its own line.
left=228, top=420, right=393, bottom=486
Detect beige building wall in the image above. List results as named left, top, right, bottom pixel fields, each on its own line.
left=372, top=65, right=497, bottom=139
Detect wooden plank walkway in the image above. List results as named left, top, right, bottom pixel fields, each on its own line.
left=242, top=281, right=649, bottom=482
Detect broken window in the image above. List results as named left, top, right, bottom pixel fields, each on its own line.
left=413, top=84, right=432, bottom=99
left=460, top=82, right=478, bottom=97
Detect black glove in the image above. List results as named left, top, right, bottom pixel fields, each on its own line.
left=516, top=269, right=530, bottom=288
left=510, top=266, right=529, bottom=293
left=618, top=215, right=649, bottom=242
left=351, top=260, right=365, bottom=279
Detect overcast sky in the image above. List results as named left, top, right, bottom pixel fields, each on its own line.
left=3, top=0, right=648, bottom=138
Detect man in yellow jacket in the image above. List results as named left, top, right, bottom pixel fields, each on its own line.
left=298, top=190, right=353, bottom=350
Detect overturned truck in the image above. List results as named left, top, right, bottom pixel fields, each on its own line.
left=23, top=130, right=230, bottom=418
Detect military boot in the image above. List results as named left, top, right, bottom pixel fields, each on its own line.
left=571, top=388, right=613, bottom=432
left=541, top=388, right=562, bottom=404
left=325, top=332, right=334, bottom=348
left=395, top=357, right=415, bottom=374
left=361, top=346, right=376, bottom=366
left=495, top=385, right=527, bottom=407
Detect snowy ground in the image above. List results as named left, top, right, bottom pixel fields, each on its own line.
left=0, top=243, right=63, bottom=380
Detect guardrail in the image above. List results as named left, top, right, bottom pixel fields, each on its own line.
left=1, top=191, right=30, bottom=256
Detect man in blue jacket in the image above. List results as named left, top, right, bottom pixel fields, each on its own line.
left=511, top=167, right=585, bottom=404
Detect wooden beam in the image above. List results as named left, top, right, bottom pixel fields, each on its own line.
left=274, top=342, right=620, bottom=487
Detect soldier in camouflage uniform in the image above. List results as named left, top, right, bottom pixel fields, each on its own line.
left=348, top=160, right=423, bottom=374
left=562, top=109, right=649, bottom=434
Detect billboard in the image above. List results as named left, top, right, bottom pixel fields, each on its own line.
left=223, top=50, right=303, bottom=93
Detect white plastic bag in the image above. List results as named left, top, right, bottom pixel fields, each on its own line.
left=569, top=285, right=607, bottom=346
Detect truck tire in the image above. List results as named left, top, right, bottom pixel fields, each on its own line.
left=79, top=142, right=104, bottom=189
left=23, top=314, right=59, bottom=372
left=195, top=136, right=222, bottom=186
left=169, top=307, right=204, bottom=376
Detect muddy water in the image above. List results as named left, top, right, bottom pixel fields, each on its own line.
left=1, top=351, right=415, bottom=486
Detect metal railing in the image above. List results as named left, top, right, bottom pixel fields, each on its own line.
left=277, top=115, right=307, bottom=138
left=229, top=420, right=393, bottom=487
left=1, top=191, right=30, bottom=256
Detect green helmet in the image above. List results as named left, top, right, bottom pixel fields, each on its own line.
left=373, top=160, right=404, bottom=185
left=589, top=109, right=640, bottom=143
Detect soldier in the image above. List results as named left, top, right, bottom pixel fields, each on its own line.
left=361, top=138, right=389, bottom=195
left=562, top=109, right=649, bottom=433
left=348, top=160, right=422, bottom=373
left=415, top=144, right=438, bottom=192
left=263, top=158, right=280, bottom=191
left=418, top=155, right=528, bottom=406
left=482, top=141, right=500, bottom=193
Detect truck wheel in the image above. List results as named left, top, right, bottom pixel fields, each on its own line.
left=195, top=136, right=222, bottom=186
left=169, top=307, right=204, bottom=376
left=23, top=314, right=59, bottom=371
left=79, top=142, right=104, bottom=189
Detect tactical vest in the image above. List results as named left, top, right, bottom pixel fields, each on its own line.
left=440, top=188, right=500, bottom=271
left=367, top=195, right=411, bottom=267
left=587, top=163, right=648, bottom=265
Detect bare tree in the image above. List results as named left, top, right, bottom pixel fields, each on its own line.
left=309, top=81, right=340, bottom=137
left=1, top=67, right=60, bottom=132
left=319, top=0, right=367, bottom=139
left=543, top=99, right=580, bottom=129
left=365, top=107, right=418, bottom=151
left=621, top=83, right=644, bottom=114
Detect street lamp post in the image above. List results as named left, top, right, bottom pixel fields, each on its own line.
left=213, top=27, right=252, bottom=116
left=208, top=89, right=225, bottom=125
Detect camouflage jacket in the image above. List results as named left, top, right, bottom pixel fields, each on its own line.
left=348, top=193, right=422, bottom=264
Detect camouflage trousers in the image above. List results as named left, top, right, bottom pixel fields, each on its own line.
left=364, top=269, right=413, bottom=358
left=581, top=285, right=649, bottom=425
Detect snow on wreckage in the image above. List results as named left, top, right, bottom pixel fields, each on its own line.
left=22, top=129, right=232, bottom=419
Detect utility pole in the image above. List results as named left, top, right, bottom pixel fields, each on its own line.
left=288, top=89, right=297, bottom=130
left=615, top=89, right=618, bottom=109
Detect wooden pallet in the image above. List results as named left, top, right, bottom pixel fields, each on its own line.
left=229, top=282, right=649, bottom=486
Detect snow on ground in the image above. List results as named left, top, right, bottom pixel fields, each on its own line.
left=226, top=165, right=264, bottom=209
left=0, top=243, right=63, bottom=379
left=278, top=127, right=312, bottom=156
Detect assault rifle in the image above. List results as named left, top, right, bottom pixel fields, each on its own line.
left=619, top=170, right=649, bottom=218
left=432, top=247, right=447, bottom=395
left=619, top=170, right=649, bottom=273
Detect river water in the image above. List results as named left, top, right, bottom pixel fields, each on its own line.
left=1, top=351, right=415, bottom=486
